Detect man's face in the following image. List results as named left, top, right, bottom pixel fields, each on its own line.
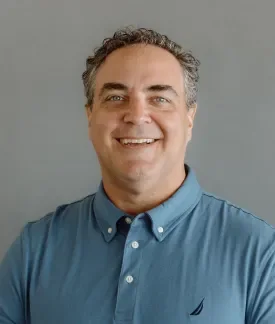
left=86, top=44, right=196, bottom=185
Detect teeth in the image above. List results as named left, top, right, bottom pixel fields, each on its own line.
left=119, top=138, right=156, bottom=145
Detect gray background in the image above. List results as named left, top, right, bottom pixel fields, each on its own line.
left=0, top=0, right=274, bottom=260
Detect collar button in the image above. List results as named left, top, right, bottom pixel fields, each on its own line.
left=157, top=226, right=164, bottom=233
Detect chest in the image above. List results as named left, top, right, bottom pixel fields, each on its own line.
left=27, top=227, right=246, bottom=324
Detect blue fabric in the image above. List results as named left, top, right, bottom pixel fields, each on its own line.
left=1, top=164, right=275, bottom=324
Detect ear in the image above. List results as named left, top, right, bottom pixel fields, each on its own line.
left=85, top=104, right=91, bottom=116
left=186, top=103, right=197, bottom=142
left=85, top=104, right=92, bottom=127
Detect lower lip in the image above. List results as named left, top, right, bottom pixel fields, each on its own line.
left=116, top=139, right=159, bottom=149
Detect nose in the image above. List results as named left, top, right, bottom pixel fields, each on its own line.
left=123, top=97, right=152, bottom=125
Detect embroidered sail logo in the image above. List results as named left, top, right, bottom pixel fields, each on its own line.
left=190, top=298, right=204, bottom=316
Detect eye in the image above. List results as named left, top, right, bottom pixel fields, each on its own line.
left=106, top=95, right=124, bottom=101
left=153, top=97, right=170, bottom=103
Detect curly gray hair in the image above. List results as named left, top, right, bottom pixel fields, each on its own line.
left=82, top=26, right=200, bottom=109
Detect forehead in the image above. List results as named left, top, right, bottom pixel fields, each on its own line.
left=94, top=44, right=184, bottom=93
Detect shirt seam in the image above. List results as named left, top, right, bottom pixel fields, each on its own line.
left=202, top=192, right=275, bottom=230
left=26, top=193, right=96, bottom=226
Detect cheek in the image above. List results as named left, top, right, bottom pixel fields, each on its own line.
left=89, top=117, right=116, bottom=145
left=160, top=118, right=189, bottom=152
left=159, top=115, right=185, bottom=138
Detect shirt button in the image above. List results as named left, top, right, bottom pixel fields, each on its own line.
left=157, top=226, right=164, bottom=233
left=125, top=217, right=132, bottom=224
left=108, top=227, right=112, bottom=234
left=131, top=241, right=139, bottom=249
left=126, top=275, right=134, bottom=283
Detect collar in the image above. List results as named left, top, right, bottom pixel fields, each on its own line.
left=93, top=164, right=202, bottom=242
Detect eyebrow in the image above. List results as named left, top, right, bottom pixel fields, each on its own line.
left=98, top=82, right=179, bottom=98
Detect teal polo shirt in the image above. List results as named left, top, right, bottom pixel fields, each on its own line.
left=1, top=164, right=275, bottom=323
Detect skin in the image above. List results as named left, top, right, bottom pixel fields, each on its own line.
left=85, top=44, right=197, bottom=215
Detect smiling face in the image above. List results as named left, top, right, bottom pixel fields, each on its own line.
left=86, top=44, right=197, bottom=188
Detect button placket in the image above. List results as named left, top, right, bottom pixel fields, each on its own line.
left=131, top=241, right=139, bottom=249
left=125, top=275, right=134, bottom=283
left=114, top=218, right=145, bottom=321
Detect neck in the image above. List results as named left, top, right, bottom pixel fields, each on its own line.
left=102, top=165, right=187, bottom=216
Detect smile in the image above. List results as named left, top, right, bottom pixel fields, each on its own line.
left=115, top=138, right=160, bottom=148
left=119, top=138, right=157, bottom=144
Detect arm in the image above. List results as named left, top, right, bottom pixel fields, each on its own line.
left=0, top=229, right=26, bottom=324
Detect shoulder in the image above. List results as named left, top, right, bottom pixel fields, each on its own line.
left=23, top=193, right=96, bottom=243
left=200, top=190, right=275, bottom=246
left=198, top=190, right=275, bottom=283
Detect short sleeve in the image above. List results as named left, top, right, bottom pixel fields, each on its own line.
left=246, top=249, right=275, bottom=323
left=0, top=226, right=29, bottom=324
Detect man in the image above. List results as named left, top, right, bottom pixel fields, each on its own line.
left=0, top=27, right=274, bottom=324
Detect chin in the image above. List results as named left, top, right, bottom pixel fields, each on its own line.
left=120, top=165, right=156, bottom=182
